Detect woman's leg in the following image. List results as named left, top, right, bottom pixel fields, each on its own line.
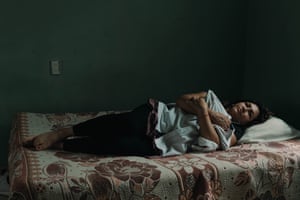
left=72, top=104, right=151, bottom=139
left=25, top=104, right=152, bottom=152
left=63, top=103, right=155, bottom=155
left=24, top=127, right=74, bottom=150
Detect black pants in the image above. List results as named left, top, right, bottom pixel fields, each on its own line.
left=63, top=104, right=157, bottom=156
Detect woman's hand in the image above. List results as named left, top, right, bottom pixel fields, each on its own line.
left=190, top=97, right=209, bottom=117
left=176, top=91, right=230, bottom=130
left=175, top=91, right=208, bottom=115
left=209, top=110, right=231, bottom=130
left=175, top=91, right=221, bottom=145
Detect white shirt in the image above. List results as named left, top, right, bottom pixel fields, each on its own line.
left=154, top=90, right=234, bottom=156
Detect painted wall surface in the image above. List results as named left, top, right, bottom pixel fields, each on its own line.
left=0, top=0, right=247, bottom=165
left=243, top=0, right=300, bottom=128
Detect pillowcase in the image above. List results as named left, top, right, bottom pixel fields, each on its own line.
left=238, top=116, right=300, bottom=144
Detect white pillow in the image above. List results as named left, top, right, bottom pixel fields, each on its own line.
left=238, top=117, right=300, bottom=144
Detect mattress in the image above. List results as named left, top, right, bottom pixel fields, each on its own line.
left=8, top=112, right=300, bottom=199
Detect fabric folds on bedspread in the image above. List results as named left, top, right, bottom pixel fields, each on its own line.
left=8, top=112, right=300, bottom=200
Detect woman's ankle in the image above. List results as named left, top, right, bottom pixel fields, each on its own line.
left=58, top=127, right=74, bottom=138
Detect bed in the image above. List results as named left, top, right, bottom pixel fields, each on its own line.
left=8, top=112, right=300, bottom=200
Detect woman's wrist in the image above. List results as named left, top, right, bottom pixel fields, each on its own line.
left=196, top=111, right=210, bottom=127
left=197, top=111, right=209, bottom=118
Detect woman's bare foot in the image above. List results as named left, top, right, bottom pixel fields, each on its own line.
left=33, top=131, right=61, bottom=150
left=23, top=127, right=73, bottom=151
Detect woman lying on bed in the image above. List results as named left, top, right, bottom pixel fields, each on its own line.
left=24, top=90, right=271, bottom=157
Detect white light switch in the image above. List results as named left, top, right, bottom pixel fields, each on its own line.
left=50, top=60, right=61, bottom=75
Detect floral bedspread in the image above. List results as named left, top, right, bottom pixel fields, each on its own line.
left=8, top=112, right=300, bottom=200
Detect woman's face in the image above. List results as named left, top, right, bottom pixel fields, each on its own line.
left=227, top=102, right=260, bottom=125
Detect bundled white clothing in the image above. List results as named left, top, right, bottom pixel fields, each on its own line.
left=154, top=90, right=234, bottom=156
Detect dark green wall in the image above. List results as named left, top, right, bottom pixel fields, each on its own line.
left=0, top=0, right=247, bottom=165
left=243, top=0, right=300, bottom=128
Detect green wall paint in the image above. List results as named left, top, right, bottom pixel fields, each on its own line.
left=0, top=0, right=247, bottom=165
left=243, top=0, right=300, bottom=128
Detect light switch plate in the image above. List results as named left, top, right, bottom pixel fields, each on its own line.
left=50, top=60, right=61, bottom=75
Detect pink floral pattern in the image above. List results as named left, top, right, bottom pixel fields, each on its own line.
left=92, top=159, right=161, bottom=199
left=8, top=112, right=300, bottom=200
left=154, top=155, right=221, bottom=199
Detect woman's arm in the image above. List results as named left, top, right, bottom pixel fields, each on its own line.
left=230, top=133, right=237, bottom=146
left=196, top=99, right=237, bottom=147
left=194, top=98, right=220, bottom=145
left=175, top=91, right=208, bottom=115
left=176, top=91, right=231, bottom=130
left=208, top=110, right=231, bottom=130
left=176, top=91, right=236, bottom=147
left=178, top=95, right=219, bottom=145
